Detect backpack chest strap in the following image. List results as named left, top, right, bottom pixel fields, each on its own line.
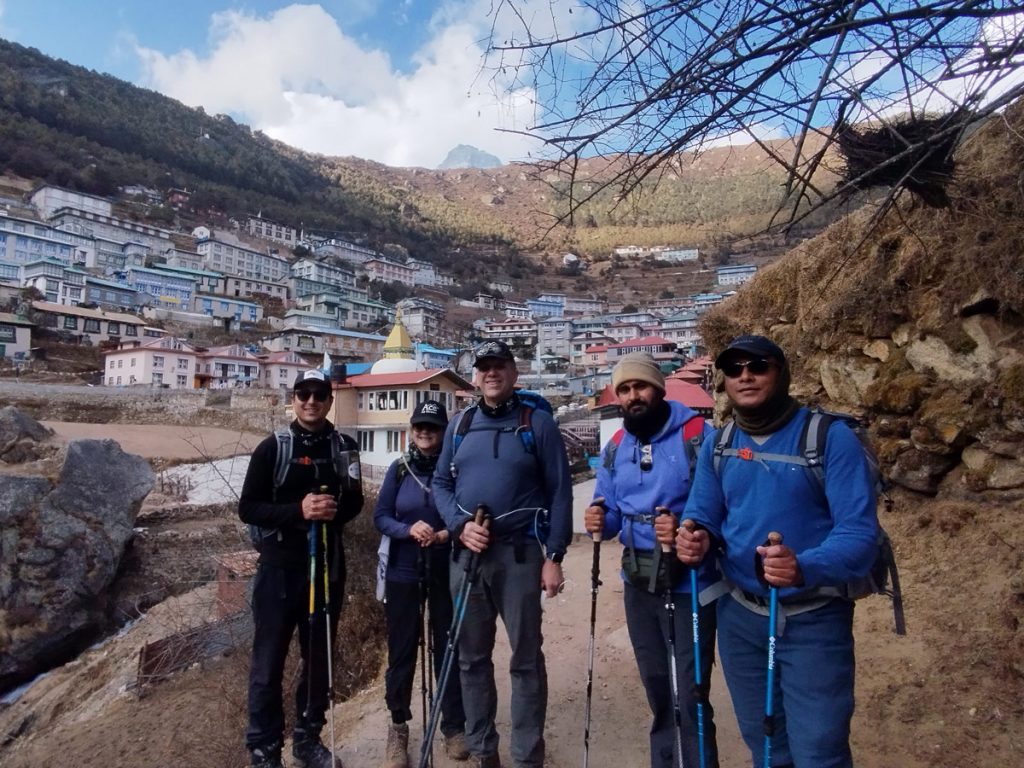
left=716, top=447, right=810, bottom=467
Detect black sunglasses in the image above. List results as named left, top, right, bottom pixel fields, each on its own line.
left=294, top=388, right=329, bottom=402
left=721, top=358, right=776, bottom=378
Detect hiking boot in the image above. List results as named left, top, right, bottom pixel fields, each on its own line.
left=250, top=744, right=284, bottom=768
left=384, top=722, right=409, bottom=768
left=443, top=731, right=470, bottom=761
left=469, top=754, right=500, bottom=768
left=292, top=737, right=343, bottom=768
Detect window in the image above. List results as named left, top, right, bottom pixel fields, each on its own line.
left=177, top=358, right=189, bottom=370
left=108, top=377, right=114, bottom=385
left=116, top=376, right=122, bottom=385
left=153, top=372, right=163, bottom=385
left=177, top=375, right=187, bottom=387
left=357, top=430, right=375, bottom=452
left=84, top=319, right=101, bottom=333
left=109, top=359, right=116, bottom=369
left=153, top=356, right=164, bottom=368
left=125, top=325, right=137, bottom=336
left=63, top=316, right=78, bottom=330
left=117, top=360, right=123, bottom=369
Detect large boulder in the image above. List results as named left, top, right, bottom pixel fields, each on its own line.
left=0, top=406, right=53, bottom=464
left=0, top=439, right=154, bottom=693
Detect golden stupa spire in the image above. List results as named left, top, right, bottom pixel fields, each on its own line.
left=382, top=308, right=415, bottom=359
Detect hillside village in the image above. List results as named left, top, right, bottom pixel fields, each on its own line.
left=0, top=178, right=751, bottom=476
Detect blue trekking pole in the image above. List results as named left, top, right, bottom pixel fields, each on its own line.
left=763, top=531, right=782, bottom=768
left=656, top=506, right=685, bottom=768
left=681, top=519, right=707, bottom=768
left=418, top=505, right=490, bottom=768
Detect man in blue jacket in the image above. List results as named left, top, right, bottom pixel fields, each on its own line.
left=433, top=340, right=573, bottom=768
left=584, top=351, right=719, bottom=768
left=675, top=335, right=878, bottom=768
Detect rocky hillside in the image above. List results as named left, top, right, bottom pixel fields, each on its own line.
left=699, top=101, right=1024, bottom=765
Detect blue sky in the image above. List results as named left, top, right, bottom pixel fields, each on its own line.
left=0, top=1, right=552, bottom=167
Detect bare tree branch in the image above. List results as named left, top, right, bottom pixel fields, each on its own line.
left=486, top=0, right=1024, bottom=230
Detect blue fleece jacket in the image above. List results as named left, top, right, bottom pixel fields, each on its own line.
left=373, top=456, right=451, bottom=583
left=432, top=399, right=573, bottom=557
left=593, top=401, right=720, bottom=594
left=683, top=407, right=879, bottom=600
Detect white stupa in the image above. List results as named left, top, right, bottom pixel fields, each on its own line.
left=369, top=310, right=424, bottom=374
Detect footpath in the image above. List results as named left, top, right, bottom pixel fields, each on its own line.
left=328, top=478, right=746, bottom=768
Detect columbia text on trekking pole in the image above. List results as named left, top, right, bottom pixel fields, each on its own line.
left=681, top=518, right=707, bottom=768
left=761, top=531, right=782, bottom=768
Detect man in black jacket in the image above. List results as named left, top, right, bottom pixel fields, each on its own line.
left=239, top=369, right=363, bottom=768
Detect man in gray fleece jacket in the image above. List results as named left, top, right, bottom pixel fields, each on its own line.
left=433, top=340, right=573, bottom=768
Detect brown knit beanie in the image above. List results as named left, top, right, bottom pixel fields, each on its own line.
left=611, top=352, right=666, bottom=392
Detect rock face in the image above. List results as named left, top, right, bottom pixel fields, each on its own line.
left=0, top=438, right=154, bottom=693
left=0, top=405, right=54, bottom=463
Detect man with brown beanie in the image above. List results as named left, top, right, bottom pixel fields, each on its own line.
left=583, top=351, right=720, bottom=768
left=675, top=335, right=878, bottom=768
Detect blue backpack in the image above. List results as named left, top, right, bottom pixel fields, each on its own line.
left=713, top=409, right=906, bottom=635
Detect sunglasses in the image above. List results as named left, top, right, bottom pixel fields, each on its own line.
left=721, top=358, right=776, bottom=378
left=294, top=388, right=329, bottom=402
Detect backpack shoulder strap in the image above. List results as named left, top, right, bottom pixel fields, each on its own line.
left=799, top=409, right=831, bottom=489
left=712, top=419, right=737, bottom=477
left=602, top=428, right=626, bottom=471
left=517, top=402, right=537, bottom=455
left=682, top=415, right=705, bottom=485
left=272, top=428, right=293, bottom=493
left=451, top=404, right=477, bottom=455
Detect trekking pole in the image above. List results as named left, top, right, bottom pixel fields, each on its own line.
left=424, top=548, right=435, bottom=768
left=681, top=519, right=707, bottom=768
left=582, top=497, right=605, bottom=768
left=304, top=517, right=318, bottom=725
left=763, top=531, right=782, bottom=768
left=417, top=549, right=432, bottom=768
left=319, top=490, right=338, bottom=763
left=418, top=506, right=490, bottom=768
left=656, top=506, right=685, bottom=768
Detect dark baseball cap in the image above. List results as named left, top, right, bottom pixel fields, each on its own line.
left=714, top=335, right=787, bottom=368
left=473, top=340, right=515, bottom=366
left=293, top=368, right=332, bottom=393
left=410, top=399, right=448, bottom=428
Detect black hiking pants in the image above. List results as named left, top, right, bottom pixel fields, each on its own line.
left=245, top=562, right=343, bottom=753
left=384, top=564, right=466, bottom=735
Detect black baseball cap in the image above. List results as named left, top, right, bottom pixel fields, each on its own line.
left=292, top=369, right=332, bottom=393
left=714, top=335, right=787, bottom=368
left=473, top=340, right=515, bottom=367
left=410, top=399, right=449, bottom=428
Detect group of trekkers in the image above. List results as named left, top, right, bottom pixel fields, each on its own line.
left=237, top=333, right=881, bottom=768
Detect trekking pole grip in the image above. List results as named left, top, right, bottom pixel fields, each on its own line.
left=656, top=505, right=673, bottom=553
left=592, top=496, right=605, bottom=544
left=767, top=531, right=783, bottom=547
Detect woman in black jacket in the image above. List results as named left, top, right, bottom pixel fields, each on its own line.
left=374, top=400, right=468, bottom=768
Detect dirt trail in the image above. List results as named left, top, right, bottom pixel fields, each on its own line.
left=329, top=537, right=745, bottom=768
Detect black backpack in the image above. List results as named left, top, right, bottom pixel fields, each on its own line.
left=713, top=409, right=906, bottom=635
left=249, top=427, right=359, bottom=549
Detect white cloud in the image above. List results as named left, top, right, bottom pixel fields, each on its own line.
left=135, top=2, right=542, bottom=167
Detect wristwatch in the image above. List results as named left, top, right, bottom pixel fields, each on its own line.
left=546, top=551, right=564, bottom=564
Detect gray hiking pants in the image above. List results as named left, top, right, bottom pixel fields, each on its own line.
left=451, top=539, right=547, bottom=767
